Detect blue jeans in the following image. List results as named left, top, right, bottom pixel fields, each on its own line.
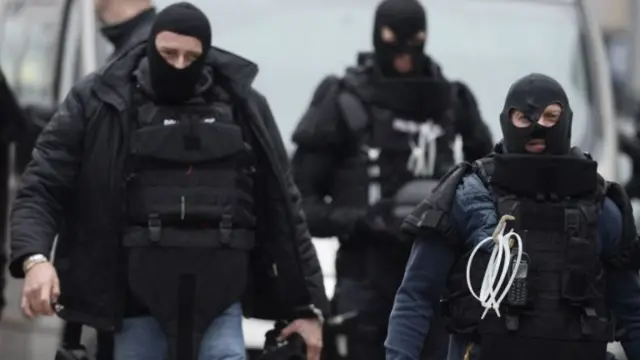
left=114, top=302, right=245, bottom=360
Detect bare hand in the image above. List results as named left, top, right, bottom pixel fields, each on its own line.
left=278, top=318, right=323, bottom=360
left=21, top=262, right=60, bottom=318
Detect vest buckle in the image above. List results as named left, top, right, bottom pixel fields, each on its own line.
left=148, top=214, right=162, bottom=244
left=220, top=214, right=233, bottom=245
left=580, top=307, right=597, bottom=335
left=565, top=209, right=580, bottom=235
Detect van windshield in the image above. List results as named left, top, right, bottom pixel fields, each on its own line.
left=156, top=0, right=593, bottom=151
left=0, top=7, right=60, bottom=107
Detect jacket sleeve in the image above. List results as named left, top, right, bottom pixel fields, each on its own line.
left=451, top=81, right=493, bottom=162
left=599, top=198, right=640, bottom=358
left=251, top=90, right=330, bottom=317
left=385, top=235, right=455, bottom=360
left=9, top=83, right=87, bottom=278
left=291, top=77, right=365, bottom=238
left=387, top=173, right=495, bottom=360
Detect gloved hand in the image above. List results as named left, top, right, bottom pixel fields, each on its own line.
left=353, top=200, right=400, bottom=241
left=259, top=322, right=306, bottom=360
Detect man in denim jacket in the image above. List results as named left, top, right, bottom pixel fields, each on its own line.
left=385, top=73, right=640, bottom=360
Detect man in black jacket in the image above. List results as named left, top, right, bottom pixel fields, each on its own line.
left=95, top=0, right=156, bottom=61
left=0, top=66, right=27, bottom=321
left=10, top=3, right=328, bottom=360
left=291, top=0, right=492, bottom=359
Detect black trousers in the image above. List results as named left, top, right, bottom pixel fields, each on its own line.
left=328, top=278, right=449, bottom=360
left=61, top=322, right=114, bottom=360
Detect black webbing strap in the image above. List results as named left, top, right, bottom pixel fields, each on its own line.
left=177, top=274, right=197, bottom=360
left=61, top=322, right=83, bottom=348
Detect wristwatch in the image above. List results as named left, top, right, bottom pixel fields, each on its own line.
left=293, top=304, right=325, bottom=325
left=22, top=254, right=48, bottom=274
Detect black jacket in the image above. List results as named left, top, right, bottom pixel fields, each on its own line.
left=292, top=56, right=493, bottom=239
left=0, top=66, right=27, bottom=318
left=9, top=42, right=329, bottom=330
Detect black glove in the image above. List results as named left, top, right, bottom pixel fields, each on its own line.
left=259, top=322, right=306, bottom=360
left=353, top=199, right=399, bottom=241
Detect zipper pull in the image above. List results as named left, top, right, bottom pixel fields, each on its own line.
left=181, top=196, right=186, bottom=220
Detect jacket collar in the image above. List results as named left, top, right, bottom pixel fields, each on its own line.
left=93, top=42, right=259, bottom=112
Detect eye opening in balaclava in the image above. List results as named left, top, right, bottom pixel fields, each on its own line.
left=508, top=102, right=563, bottom=128
left=147, top=2, right=211, bottom=104
left=373, top=0, right=427, bottom=77
left=500, top=73, right=573, bottom=155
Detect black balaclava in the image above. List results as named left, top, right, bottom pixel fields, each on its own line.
left=373, top=0, right=427, bottom=77
left=101, top=7, right=156, bottom=50
left=147, top=2, right=211, bottom=104
left=500, top=73, right=573, bottom=155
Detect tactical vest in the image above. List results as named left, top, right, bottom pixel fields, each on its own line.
left=121, top=85, right=256, bottom=360
left=123, top=86, right=256, bottom=248
left=332, top=69, right=457, bottom=208
left=442, top=153, right=614, bottom=360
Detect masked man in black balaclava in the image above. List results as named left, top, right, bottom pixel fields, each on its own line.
left=385, top=73, right=640, bottom=360
left=10, top=3, right=328, bottom=360
left=373, top=0, right=427, bottom=78
left=498, top=74, right=572, bottom=155
left=290, top=0, right=492, bottom=359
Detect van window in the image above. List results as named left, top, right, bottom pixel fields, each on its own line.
left=0, top=5, right=61, bottom=107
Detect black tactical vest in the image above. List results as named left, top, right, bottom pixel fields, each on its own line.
left=123, top=86, right=256, bottom=249
left=332, top=67, right=457, bottom=209
left=442, top=152, right=614, bottom=360
left=121, top=85, right=256, bottom=360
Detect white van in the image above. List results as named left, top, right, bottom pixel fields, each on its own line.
left=0, top=0, right=625, bottom=359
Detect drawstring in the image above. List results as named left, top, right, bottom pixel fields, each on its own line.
left=406, top=121, right=444, bottom=177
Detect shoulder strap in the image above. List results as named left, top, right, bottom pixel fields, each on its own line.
left=291, top=75, right=345, bottom=150
left=472, top=156, right=495, bottom=189
left=336, top=73, right=372, bottom=137
left=337, top=90, right=370, bottom=135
